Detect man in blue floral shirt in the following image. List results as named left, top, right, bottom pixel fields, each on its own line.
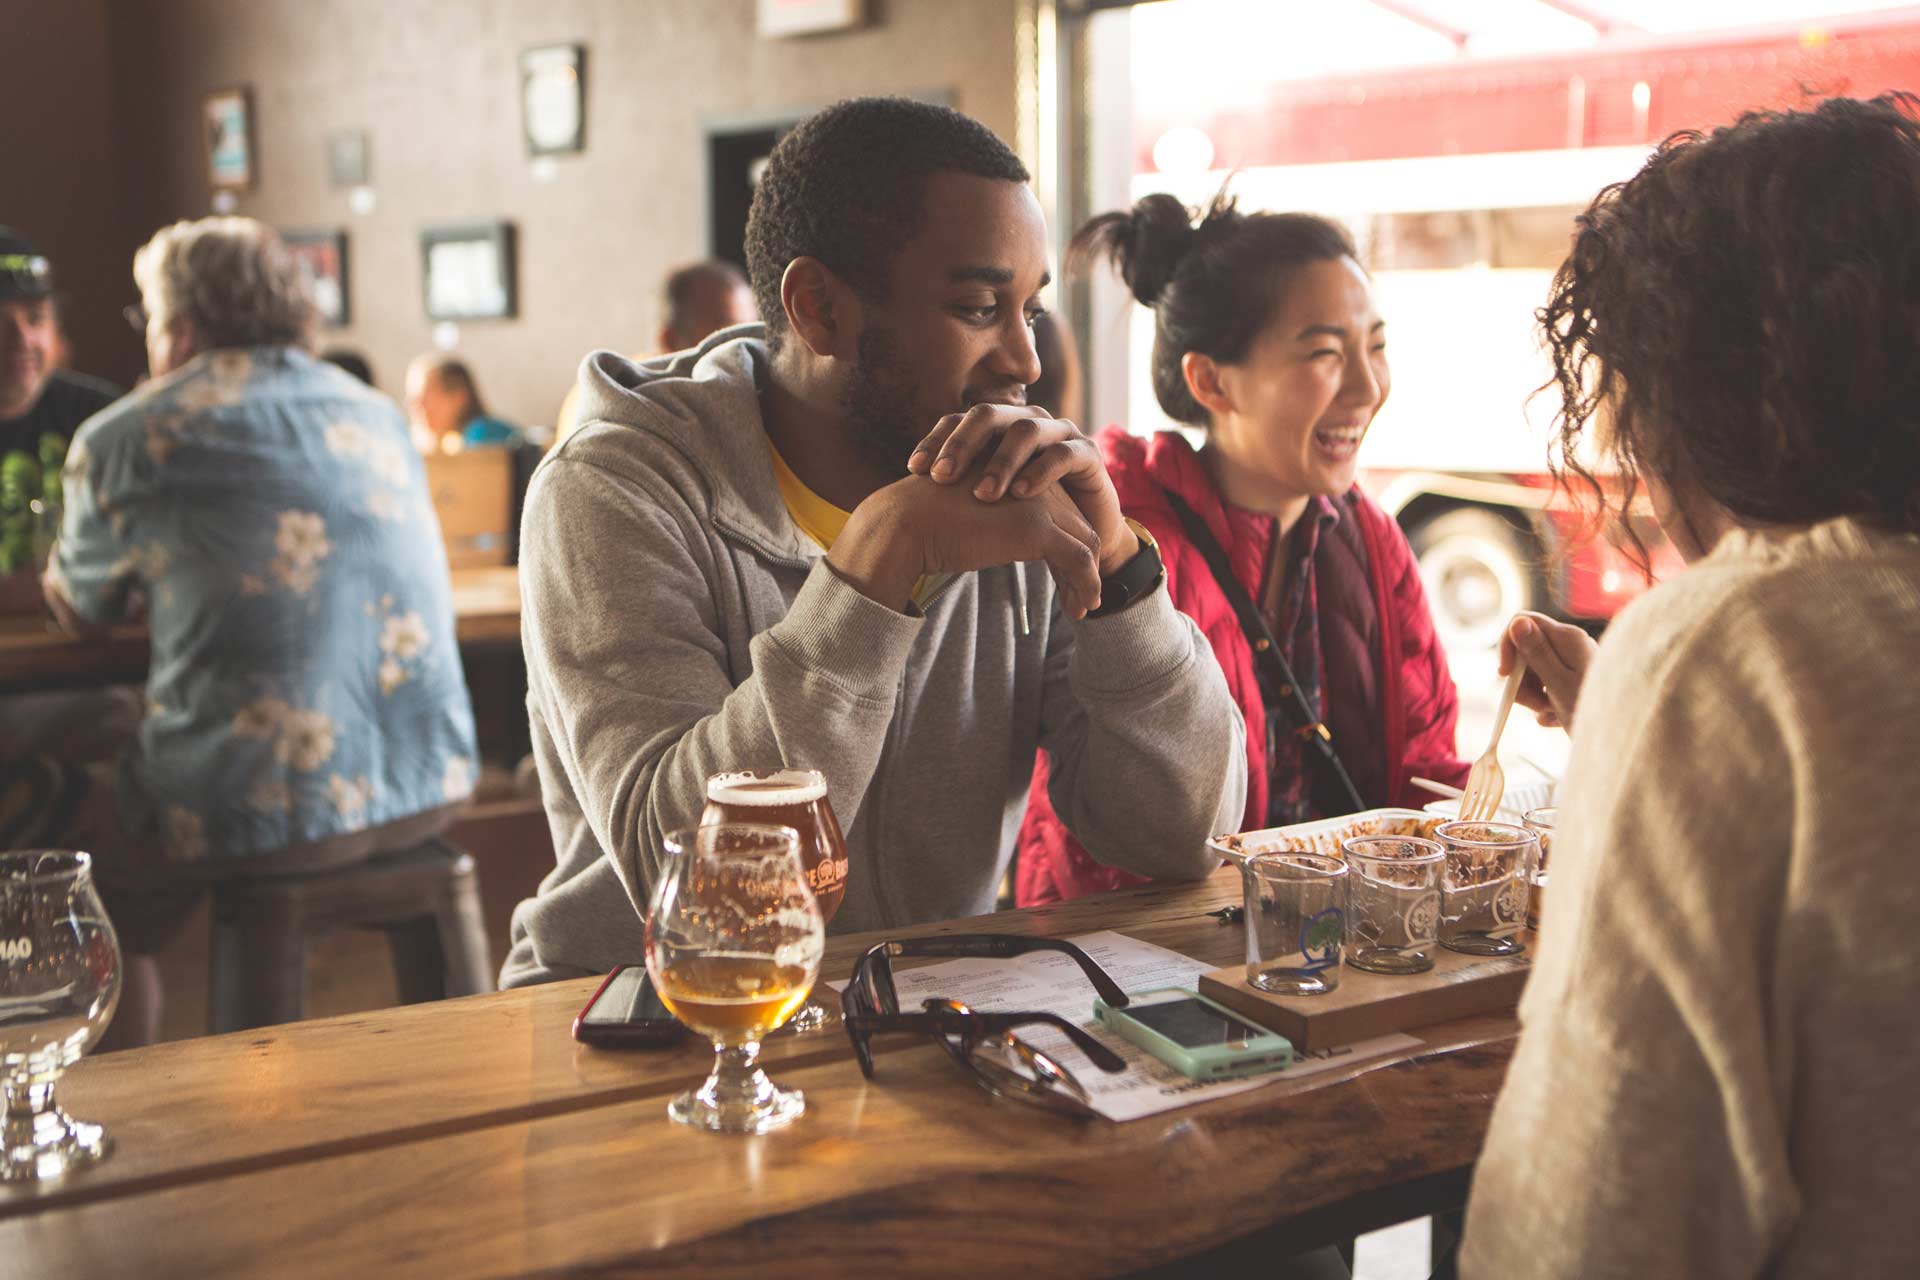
left=7, top=217, right=476, bottom=1045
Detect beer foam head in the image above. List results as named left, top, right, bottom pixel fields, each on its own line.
left=706, top=769, right=827, bottom=807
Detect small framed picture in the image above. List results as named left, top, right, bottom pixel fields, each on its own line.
left=284, top=230, right=350, bottom=327
left=520, top=44, right=586, bottom=156
left=420, top=223, right=517, bottom=321
left=326, top=129, right=369, bottom=189
left=203, top=87, right=256, bottom=191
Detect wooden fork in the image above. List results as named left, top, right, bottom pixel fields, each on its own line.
left=1460, top=661, right=1527, bottom=822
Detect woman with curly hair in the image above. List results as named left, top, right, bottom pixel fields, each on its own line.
left=1014, top=188, right=1469, bottom=906
left=1460, top=95, right=1920, bottom=1277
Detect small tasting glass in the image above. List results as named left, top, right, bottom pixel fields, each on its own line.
left=1521, top=806, right=1557, bottom=929
left=1341, top=836, right=1445, bottom=975
left=2, top=850, right=122, bottom=1183
left=1433, top=821, right=1536, bottom=957
left=1241, top=852, right=1347, bottom=996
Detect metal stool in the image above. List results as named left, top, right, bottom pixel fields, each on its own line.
left=207, top=837, right=494, bottom=1034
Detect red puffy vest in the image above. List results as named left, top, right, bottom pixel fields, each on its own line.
left=1016, top=428, right=1471, bottom=907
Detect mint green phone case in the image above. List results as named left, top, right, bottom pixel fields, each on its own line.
left=1093, top=987, right=1295, bottom=1081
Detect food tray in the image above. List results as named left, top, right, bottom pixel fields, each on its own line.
left=1419, top=778, right=1555, bottom=826
left=1207, top=808, right=1439, bottom=865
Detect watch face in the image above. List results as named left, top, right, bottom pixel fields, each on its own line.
left=1089, top=525, right=1163, bottom=617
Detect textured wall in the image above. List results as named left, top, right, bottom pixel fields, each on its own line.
left=1, top=0, right=139, bottom=387
left=89, top=0, right=1022, bottom=423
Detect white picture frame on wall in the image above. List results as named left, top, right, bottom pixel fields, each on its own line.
left=420, top=223, right=517, bottom=322
left=757, top=0, right=865, bottom=39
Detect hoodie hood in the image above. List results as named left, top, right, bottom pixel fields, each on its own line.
left=567, top=322, right=814, bottom=564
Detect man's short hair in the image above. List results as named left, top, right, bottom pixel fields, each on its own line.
left=743, top=97, right=1030, bottom=348
left=662, top=260, right=747, bottom=335
left=133, top=217, right=316, bottom=351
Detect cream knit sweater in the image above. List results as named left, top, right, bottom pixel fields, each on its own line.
left=1460, top=516, right=1920, bottom=1278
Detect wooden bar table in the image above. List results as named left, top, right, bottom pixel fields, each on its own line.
left=0, top=866, right=1519, bottom=1277
left=0, top=565, right=522, bottom=694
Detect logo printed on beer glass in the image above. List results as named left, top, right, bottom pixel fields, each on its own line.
left=1, top=936, right=32, bottom=962
left=1404, top=891, right=1441, bottom=941
left=1493, top=879, right=1528, bottom=928
left=1296, top=907, right=1343, bottom=973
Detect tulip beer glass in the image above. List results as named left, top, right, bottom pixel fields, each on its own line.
left=645, top=824, right=825, bottom=1134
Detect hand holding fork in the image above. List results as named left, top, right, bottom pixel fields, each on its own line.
left=1458, top=661, right=1527, bottom=822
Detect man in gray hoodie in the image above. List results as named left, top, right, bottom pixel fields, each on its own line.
left=501, top=98, right=1245, bottom=986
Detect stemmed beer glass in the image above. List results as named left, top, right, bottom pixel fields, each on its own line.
left=2, top=850, right=122, bottom=1182
left=645, top=824, right=825, bottom=1134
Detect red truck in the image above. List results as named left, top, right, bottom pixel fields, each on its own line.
left=1121, top=11, right=1920, bottom=648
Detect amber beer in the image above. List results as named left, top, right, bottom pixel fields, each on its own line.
left=701, top=770, right=847, bottom=923
left=652, top=952, right=813, bottom=1042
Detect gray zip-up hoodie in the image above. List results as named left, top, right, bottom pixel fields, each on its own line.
left=500, top=328, right=1245, bottom=986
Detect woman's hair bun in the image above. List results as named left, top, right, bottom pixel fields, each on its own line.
left=1070, top=189, right=1245, bottom=307
left=1119, top=193, right=1200, bottom=305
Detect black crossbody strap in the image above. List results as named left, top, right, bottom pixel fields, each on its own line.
left=1161, top=490, right=1367, bottom=815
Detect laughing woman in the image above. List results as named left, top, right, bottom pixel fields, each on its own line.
left=1016, top=190, right=1468, bottom=906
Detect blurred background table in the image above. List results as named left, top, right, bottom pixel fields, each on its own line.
left=0, top=866, right=1518, bottom=1277
left=0, top=564, right=521, bottom=695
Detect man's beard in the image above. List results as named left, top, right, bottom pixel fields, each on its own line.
left=840, top=323, right=934, bottom=482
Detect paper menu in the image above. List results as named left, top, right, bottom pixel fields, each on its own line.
left=834, top=930, right=1418, bottom=1123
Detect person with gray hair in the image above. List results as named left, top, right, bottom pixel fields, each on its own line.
left=8, top=216, right=479, bottom=1048
left=129, top=215, right=316, bottom=360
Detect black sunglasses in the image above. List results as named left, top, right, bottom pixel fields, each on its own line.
left=840, top=934, right=1130, bottom=1116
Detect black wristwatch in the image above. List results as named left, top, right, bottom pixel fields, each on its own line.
left=1085, top=518, right=1163, bottom=619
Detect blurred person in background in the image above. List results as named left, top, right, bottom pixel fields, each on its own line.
left=1015, top=188, right=1468, bottom=906
left=1459, top=95, right=1920, bottom=1278
left=554, top=259, right=757, bottom=440
left=321, top=346, right=377, bottom=386
left=657, top=259, right=755, bottom=353
left=406, top=352, right=522, bottom=451
left=1, top=228, right=124, bottom=610
left=4, top=216, right=477, bottom=1048
left=1, top=227, right=122, bottom=457
left=1024, top=309, right=1083, bottom=425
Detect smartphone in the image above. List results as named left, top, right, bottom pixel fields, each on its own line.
left=1092, top=987, right=1294, bottom=1081
left=572, top=965, right=687, bottom=1049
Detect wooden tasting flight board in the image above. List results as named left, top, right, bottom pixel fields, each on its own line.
left=1199, top=938, right=1533, bottom=1052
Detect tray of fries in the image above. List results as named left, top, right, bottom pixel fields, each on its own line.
left=1207, top=809, right=1443, bottom=865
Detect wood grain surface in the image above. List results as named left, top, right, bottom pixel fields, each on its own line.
left=0, top=866, right=1519, bottom=1276
left=0, top=871, right=1244, bottom=1217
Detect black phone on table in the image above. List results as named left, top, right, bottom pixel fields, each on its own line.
left=572, top=965, right=687, bottom=1048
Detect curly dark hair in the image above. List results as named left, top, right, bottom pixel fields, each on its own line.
left=744, top=97, right=1029, bottom=349
left=1542, top=93, right=1920, bottom=556
left=1071, top=186, right=1355, bottom=426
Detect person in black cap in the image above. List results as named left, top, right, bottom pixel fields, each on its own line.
left=1, top=227, right=123, bottom=457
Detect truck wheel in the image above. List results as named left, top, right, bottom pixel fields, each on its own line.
left=1407, top=507, right=1540, bottom=653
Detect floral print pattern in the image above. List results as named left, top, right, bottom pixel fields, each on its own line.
left=442, top=755, right=474, bottom=802
left=47, top=347, right=478, bottom=861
